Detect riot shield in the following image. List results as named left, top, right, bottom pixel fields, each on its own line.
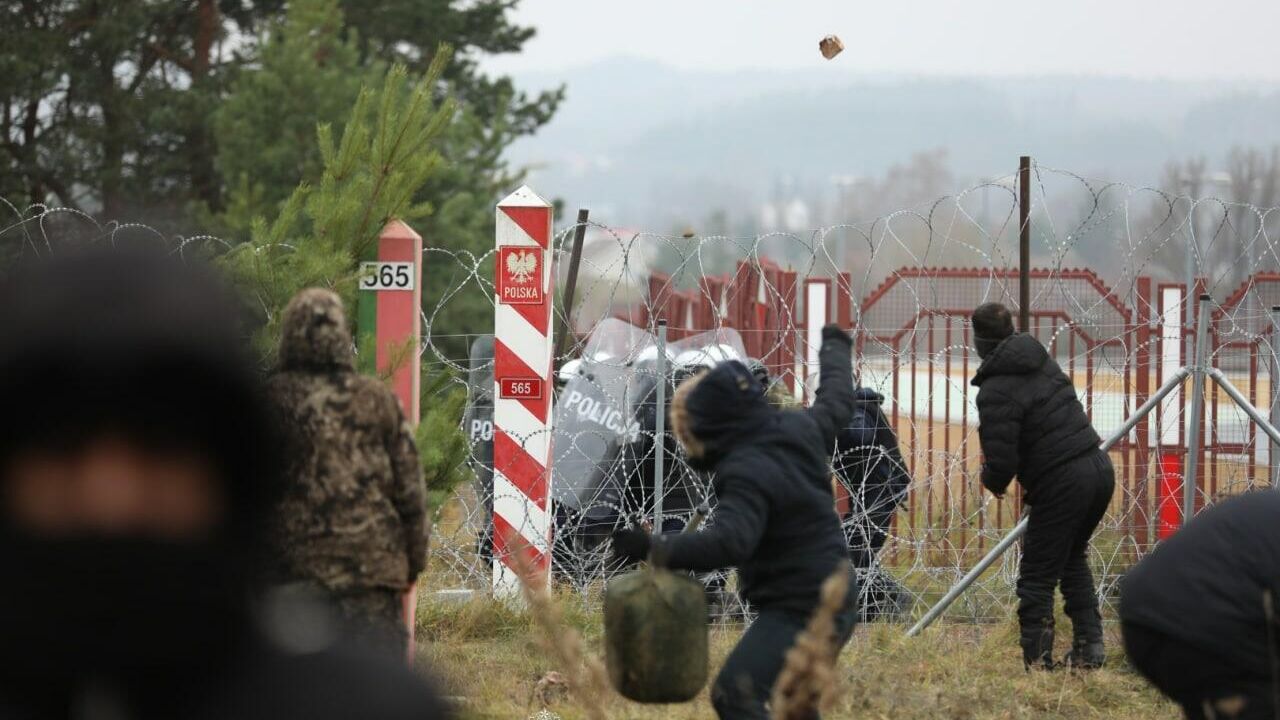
left=620, top=371, right=693, bottom=526
left=626, top=327, right=750, bottom=528
left=551, top=322, right=655, bottom=511
left=462, top=335, right=495, bottom=563
left=581, top=317, right=660, bottom=366
left=668, top=327, right=749, bottom=371
left=550, top=322, right=660, bottom=571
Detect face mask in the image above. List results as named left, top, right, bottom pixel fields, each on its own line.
left=0, top=532, right=251, bottom=683
left=975, top=336, right=1002, bottom=359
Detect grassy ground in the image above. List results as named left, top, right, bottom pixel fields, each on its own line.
left=414, top=592, right=1175, bottom=720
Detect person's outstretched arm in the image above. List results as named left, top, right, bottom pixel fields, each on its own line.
left=806, top=324, right=857, bottom=453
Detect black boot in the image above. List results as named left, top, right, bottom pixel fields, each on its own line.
left=856, top=568, right=914, bottom=623
left=1064, top=639, right=1105, bottom=670
left=1064, top=609, right=1105, bottom=669
left=1021, top=621, right=1057, bottom=671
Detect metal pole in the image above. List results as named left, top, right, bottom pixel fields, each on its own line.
left=1184, top=294, right=1211, bottom=526
left=1271, top=307, right=1280, bottom=488
left=1183, top=244, right=1195, bottom=327
left=907, top=366, right=1192, bottom=637
left=654, top=320, right=668, bottom=533
left=1209, top=368, right=1280, bottom=450
left=1018, top=156, right=1031, bottom=333
left=554, top=209, right=590, bottom=364
left=905, top=514, right=1028, bottom=638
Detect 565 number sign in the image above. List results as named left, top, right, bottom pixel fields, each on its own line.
left=359, top=262, right=415, bottom=291
left=499, top=377, right=543, bottom=401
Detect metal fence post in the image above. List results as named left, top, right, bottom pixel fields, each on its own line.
left=1208, top=368, right=1280, bottom=449
left=654, top=320, right=668, bottom=532
left=1184, top=294, right=1211, bottom=524
left=1271, top=306, right=1280, bottom=489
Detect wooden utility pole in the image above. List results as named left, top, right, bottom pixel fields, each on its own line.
left=1018, top=156, right=1032, bottom=333
left=555, top=209, right=590, bottom=363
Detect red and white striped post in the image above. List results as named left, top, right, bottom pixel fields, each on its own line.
left=492, top=186, right=556, bottom=595
left=1157, top=285, right=1185, bottom=539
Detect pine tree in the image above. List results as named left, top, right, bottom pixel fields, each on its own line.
left=216, top=0, right=478, bottom=513
left=210, top=0, right=548, bottom=362
left=219, top=52, right=474, bottom=512
left=0, top=1, right=283, bottom=221
left=416, top=373, right=472, bottom=513
left=212, top=0, right=378, bottom=236
left=219, top=55, right=453, bottom=355
left=1, top=0, right=558, bottom=257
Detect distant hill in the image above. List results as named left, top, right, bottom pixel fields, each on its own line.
left=504, top=57, right=1280, bottom=231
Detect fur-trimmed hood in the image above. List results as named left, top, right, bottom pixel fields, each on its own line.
left=670, top=360, right=774, bottom=470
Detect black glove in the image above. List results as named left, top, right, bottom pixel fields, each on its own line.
left=822, top=323, right=853, bottom=344
left=610, top=528, right=652, bottom=565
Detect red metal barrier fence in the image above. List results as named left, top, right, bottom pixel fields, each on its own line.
left=625, top=265, right=1279, bottom=566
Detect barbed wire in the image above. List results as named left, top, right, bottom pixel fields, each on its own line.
left=438, top=165, right=1280, bottom=624
left=6, top=164, right=1280, bottom=626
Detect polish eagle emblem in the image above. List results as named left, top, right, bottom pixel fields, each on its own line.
left=506, top=249, right=538, bottom=285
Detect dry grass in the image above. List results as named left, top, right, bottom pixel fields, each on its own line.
left=771, top=569, right=850, bottom=718
left=510, top=553, right=611, bottom=720
left=414, top=591, right=1175, bottom=720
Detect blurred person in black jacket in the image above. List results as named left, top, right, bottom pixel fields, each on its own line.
left=1121, top=491, right=1280, bottom=720
left=0, top=248, right=449, bottom=719
left=970, top=302, right=1114, bottom=670
left=612, top=325, right=857, bottom=720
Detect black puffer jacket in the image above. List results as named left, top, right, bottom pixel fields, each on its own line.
left=655, top=326, right=855, bottom=613
left=971, top=333, right=1100, bottom=500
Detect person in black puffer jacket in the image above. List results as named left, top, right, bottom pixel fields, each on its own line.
left=612, top=325, right=857, bottom=720
left=971, top=303, right=1114, bottom=670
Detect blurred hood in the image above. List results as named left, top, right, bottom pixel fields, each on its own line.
left=277, top=288, right=354, bottom=372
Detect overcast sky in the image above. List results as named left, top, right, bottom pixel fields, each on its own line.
left=484, top=0, right=1280, bottom=80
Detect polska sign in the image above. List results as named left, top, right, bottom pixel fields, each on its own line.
left=497, top=246, right=544, bottom=305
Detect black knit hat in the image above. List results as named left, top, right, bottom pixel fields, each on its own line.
left=679, top=360, right=772, bottom=467
left=972, top=302, right=1015, bottom=359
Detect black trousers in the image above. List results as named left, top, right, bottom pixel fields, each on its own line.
left=1124, top=621, right=1277, bottom=719
left=1017, top=450, right=1115, bottom=642
left=711, top=593, right=858, bottom=720
left=332, top=589, right=408, bottom=660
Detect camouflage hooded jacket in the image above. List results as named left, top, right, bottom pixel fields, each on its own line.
left=267, top=289, right=428, bottom=592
